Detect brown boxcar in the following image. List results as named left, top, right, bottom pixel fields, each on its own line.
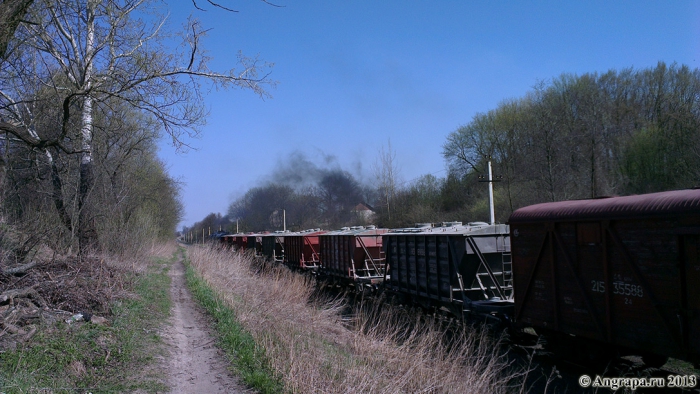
left=383, top=222, right=512, bottom=316
left=509, top=189, right=700, bottom=365
left=284, top=229, right=326, bottom=270
left=319, top=226, right=388, bottom=285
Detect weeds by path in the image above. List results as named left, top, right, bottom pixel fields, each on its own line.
left=183, top=248, right=283, bottom=394
left=0, top=243, right=176, bottom=393
left=187, top=245, right=521, bottom=394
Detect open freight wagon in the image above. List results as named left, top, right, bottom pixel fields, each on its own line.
left=220, top=233, right=256, bottom=253
left=244, top=232, right=267, bottom=256
left=284, top=229, right=326, bottom=270
left=318, top=226, right=388, bottom=287
left=509, top=189, right=700, bottom=366
left=260, top=231, right=291, bottom=262
left=220, top=234, right=244, bottom=250
left=383, top=222, right=513, bottom=318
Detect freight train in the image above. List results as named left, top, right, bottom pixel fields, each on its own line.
left=219, top=188, right=700, bottom=369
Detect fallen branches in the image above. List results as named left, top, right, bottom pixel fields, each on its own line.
left=0, top=256, right=125, bottom=351
left=0, top=285, right=47, bottom=307
left=2, top=260, right=38, bottom=275
left=0, top=287, right=48, bottom=348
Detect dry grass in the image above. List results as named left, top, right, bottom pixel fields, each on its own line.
left=188, top=245, right=521, bottom=394
left=100, top=240, right=178, bottom=274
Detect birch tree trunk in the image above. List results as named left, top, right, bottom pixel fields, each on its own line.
left=0, top=0, right=273, bottom=257
left=77, top=1, right=97, bottom=256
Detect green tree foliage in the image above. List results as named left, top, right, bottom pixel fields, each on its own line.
left=443, top=62, right=700, bottom=220
left=196, top=62, right=700, bottom=234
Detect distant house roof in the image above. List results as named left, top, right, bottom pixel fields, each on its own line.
left=352, top=203, right=375, bottom=212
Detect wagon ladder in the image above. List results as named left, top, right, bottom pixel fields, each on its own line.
left=466, top=237, right=506, bottom=300
left=356, top=236, right=385, bottom=278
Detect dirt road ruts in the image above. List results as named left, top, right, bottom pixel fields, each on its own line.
left=161, top=258, right=248, bottom=393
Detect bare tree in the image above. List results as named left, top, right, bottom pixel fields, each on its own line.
left=372, top=139, right=400, bottom=222
left=191, top=0, right=284, bottom=12
left=0, top=0, right=33, bottom=59
left=0, top=0, right=273, bottom=255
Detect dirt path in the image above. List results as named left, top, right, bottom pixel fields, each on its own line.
left=161, top=258, right=248, bottom=393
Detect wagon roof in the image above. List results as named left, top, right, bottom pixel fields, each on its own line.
left=259, top=231, right=297, bottom=238
left=285, top=229, right=327, bottom=237
left=244, top=232, right=267, bottom=237
left=509, top=189, right=700, bottom=223
left=385, top=222, right=509, bottom=236
left=229, top=233, right=250, bottom=240
left=321, top=226, right=388, bottom=236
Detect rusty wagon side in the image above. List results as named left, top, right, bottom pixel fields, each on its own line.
left=509, top=189, right=700, bottom=366
left=284, top=229, right=326, bottom=270
left=318, top=226, right=388, bottom=287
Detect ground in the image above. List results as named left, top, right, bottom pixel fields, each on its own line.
left=0, top=253, right=249, bottom=393
left=161, top=257, right=248, bottom=393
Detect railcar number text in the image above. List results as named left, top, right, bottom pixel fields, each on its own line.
left=591, top=280, right=643, bottom=298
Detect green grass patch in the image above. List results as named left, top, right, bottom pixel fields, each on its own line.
left=183, top=249, right=283, bottom=394
left=665, top=358, right=700, bottom=375
left=0, top=256, right=173, bottom=394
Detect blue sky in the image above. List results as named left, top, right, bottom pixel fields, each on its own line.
left=159, top=1, right=700, bottom=229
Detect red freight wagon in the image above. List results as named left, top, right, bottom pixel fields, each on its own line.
left=319, top=226, right=388, bottom=286
left=221, top=234, right=247, bottom=251
left=509, top=189, right=700, bottom=366
left=284, top=229, right=326, bottom=270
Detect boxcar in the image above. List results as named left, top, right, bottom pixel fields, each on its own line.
left=284, top=229, right=326, bottom=270
left=383, top=222, right=512, bottom=316
left=509, top=189, right=700, bottom=366
left=319, top=226, right=388, bottom=286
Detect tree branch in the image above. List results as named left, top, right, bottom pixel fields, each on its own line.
left=2, top=260, right=37, bottom=275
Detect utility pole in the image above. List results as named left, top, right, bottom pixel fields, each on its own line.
left=478, top=157, right=502, bottom=225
